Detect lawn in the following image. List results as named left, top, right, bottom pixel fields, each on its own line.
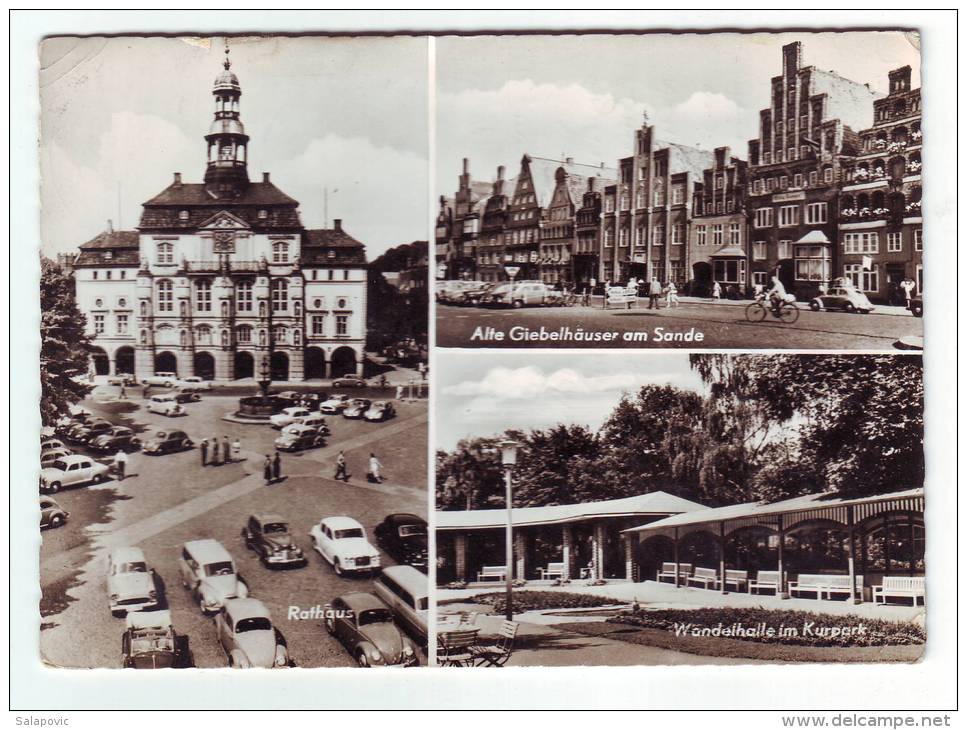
left=443, top=590, right=622, bottom=615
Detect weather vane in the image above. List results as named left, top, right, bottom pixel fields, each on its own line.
left=223, top=39, right=231, bottom=70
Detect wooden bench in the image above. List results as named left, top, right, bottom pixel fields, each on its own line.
left=873, top=576, right=925, bottom=606
left=687, top=567, right=720, bottom=589
left=656, top=562, right=693, bottom=584
left=476, top=565, right=506, bottom=582
left=723, top=569, right=749, bottom=592
left=789, top=574, right=864, bottom=600
left=538, top=562, right=565, bottom=581
left=748, top=570, right=783, bottom=595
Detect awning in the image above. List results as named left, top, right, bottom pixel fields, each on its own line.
left=710, top=244, right=748, bottom=258
left=436, top=491, right=706, bottom=531
left=795, top=230, right=832, bottom=245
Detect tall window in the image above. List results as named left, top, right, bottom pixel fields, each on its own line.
left=671, top=185, right=685, bottom=204
left=754, top=208, right=774, bottom=228
left=195, top=325, right=212, bottom=345
left=778, top=240, right=792, bottom=259
left=236, top=325, right=252, bottom=343
left=672, top=224, right=685, bottom=245
left=914, top=229, right=923, bottom=251
left=778, top=205, right=799, bottom=227
left=270, top=279, right=288, bottom=312
left=844, top=264, right=879, bottom=292
left=311, top=315, right=325, bottom=336
left=619, top=227, right=629, bottom=247
left=272, top=241, right=290, bottom=263
left=729, top=223, right=741, bottom=245
left=887, top=232, right=902, bottom=252
left=604, top=228, right=614, bottom=248
left=843, top=232, right=879, bottom=254
left=236, top=280, right=253, bottom=312
left=653, top=224, right=665, bottom=245
left=753, top=241, right=766, bottom=260
left=156, top=279, right=173, bottom=312
left=696, top=225, right=707, bottom=246
left=336, top=315, right=349, bottom=336
left=653, top=185, right=665, bottom=206
left=809, top=171, right=818, bottom=186
left=712, top=225, right=724, bottom=246
left=156, top=242, right=174, bottom=265
left=795, top=245, right=831, bottom=282
left=805, top=202, right=828, bottom=225
left=116, top=314, right=128, bottom=335
left=93, top=314, right=105, bottom=335
left=272, top=324, right=287, bottom=345
left=195, top=279, right=212, bottom=312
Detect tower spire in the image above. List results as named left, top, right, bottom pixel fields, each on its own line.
left=204, top=38, right=249, bottom=198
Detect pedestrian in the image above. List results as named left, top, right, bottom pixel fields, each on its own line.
left=222, top=436, right=231, bottom=465
left=334, top=450, right=349, bottom=482
left=648, top=277, right=662, bottom=309
left=263, top=455, right=273, bottom=485
left=665, top=280, right=680, bottom=308
left=113, top=449, right=128, bottom=481
left=232, top=437, right=241, bottom=462
left=119, top=383, right=127, bottom=400
left=142, top=384, right=150, bottom=400
left=712, top=281, right=722, bottom=301
left=200, top=438, right=209, bottom=467
left=210, top=435, right=221, bottom=466
left=368, top=452, right=383, bottom=484
left=900, top=277, right=915, bottom=308
left=396, top=385, right=404, bottom=401
left=273, top=451, right=282, bottom=482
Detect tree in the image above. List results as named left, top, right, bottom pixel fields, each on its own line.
left=511, top=425, right=602, bottom=506
left=435, top=437, right=505, bottom=510
left=40, top=257, right=92, bottom=425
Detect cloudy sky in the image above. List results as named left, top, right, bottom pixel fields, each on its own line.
left=437, top=31, right=920, bottom=192
left=435, top=352, right=705, bottom=450
left=39, top=35, right=428, bottom=259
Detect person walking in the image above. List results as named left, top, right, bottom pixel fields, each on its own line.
left=712, top=281, right=722, bottom=301
left=665, top=280, right=680, bottom=308
left=113, top=449, right=128, bottom=481
left=210, top=435, right=221, bottom=466
left=200, top=438, right=209, bottom=467
left=900, top=277, right=915, bottom=309
left=648, top=277, right=662, bottom=309
left=263, top=455, right=273, bottom=485
left=222, top=436, right=231, bottom=465
left=334, top=450, right=349, bottom=482
left=273, top=451, right=282, bottom=482
left=119, top=383, right=127, bottom=400
left=396, top=385, right=404, bottom=401
left=232, top=438, right=241, bottom=463
left=368, top=452, right=383, bottom=484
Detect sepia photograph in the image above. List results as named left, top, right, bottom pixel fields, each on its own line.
left=434, top=352, right=924, bottom=666
left=435, top=33, right=924, bottom=350
left=38, top=35, right=429, bottom=669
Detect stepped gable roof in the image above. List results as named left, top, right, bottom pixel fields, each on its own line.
left=300, top=227, right=368, bottom=266
left=139, top=181, right=301, bottom=230
left=74, top=229, right=140, bottom=266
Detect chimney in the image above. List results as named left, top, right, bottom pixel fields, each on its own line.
left=333, top=218, right=342, bottom=231
left=497, top=165, right=505, bottom=180
left=462, top=158, right=469, bottom=174
left=173, top=172, right=182, bottom=185
left=106, top=219, right=113, bottom=233
left=262, top=172, right=271, bottom=183
left=782, top=42, right=802, bottom=78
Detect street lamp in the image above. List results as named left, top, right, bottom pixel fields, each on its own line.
left=258, top=355, right=271, bottom=404
left=499, top=439, right=519, bottom=622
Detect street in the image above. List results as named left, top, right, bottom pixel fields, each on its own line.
left=40, top=383, right=428, bottom=669
left=435, top=298, right=923, bottom=350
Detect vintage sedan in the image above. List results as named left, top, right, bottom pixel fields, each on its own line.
left=309, top=516, right=380, bottom=576
left=241, top=514, right=308, bottom=568
left=142, top=429, right=194, bottom=455
left=107, top=373, right=137, bottom=386
left=373, top=513, right=427, bottom=569
left=178, top=539, right=248, bottom=615
left=121, top=610, right=194, bottom=669
left=69, top=419, right=114, bottom=444
left=107, top=547, right=159, bottom=617
left=41, top=454, right=111, bottom=493
left=342, top=399, right=372, bottom=419
left=363, top=401, right=396, bottom=423
left=141, top=372, right=178, bottom=387
left=324, top=592, right=419, bottom=667
left=319, top=394, right=352, bottom=414
left=41, top=448, right=73, bottom=470
left=40, top=497, right=69, bottom=529
left=177, top=376, right=212, bottom=391
left=292, top=414, right=330, bottom=436
left=298, top=391, right=329, bottom=411
left=809, top=286, right=875, bottom=314
left=41, top=437, right=68, bottom=453
left=174, top=386, right=204, bottom=403
left=274, top=424, right=325, bottom=452
left=215, top=598, right=292, bottom=669
left=270, top=407, right=311, bottom=429
left=332, top=375, right=367, bottom=388
left=89, top=426, right=140, bottom=454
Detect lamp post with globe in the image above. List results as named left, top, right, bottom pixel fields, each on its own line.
left=499, top=439, right=519, bottom=622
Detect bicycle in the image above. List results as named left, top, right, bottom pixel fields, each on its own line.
left=745, top=294, right=800, bottom=324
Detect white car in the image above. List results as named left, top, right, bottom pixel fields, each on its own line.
left=177, top=376, right=212, bottom=390
left=147, top=394, right=185, bottom=417
left=141, top=372, right=179, bottom=387
left=107, top=547, right=158, bottom=617
left=40, top=454, right=111, bottom=493
left=319, top=394, right=351, bottom=414
left=270, top=407, right=311, bottom=429
left=309, top=516, right=381, bottom=576
left=178, top=539, right=249, bottom=615
left=285, top=414, right=329, bottom=437
left=41, top=448, right=73, bottom=470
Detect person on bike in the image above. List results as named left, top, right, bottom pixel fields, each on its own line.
left=767, top=274, right=788, bottom=316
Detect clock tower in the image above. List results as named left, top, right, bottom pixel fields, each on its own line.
left=204, top=43, right=250, bottom=199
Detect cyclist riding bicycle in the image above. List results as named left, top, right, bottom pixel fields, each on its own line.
left=766, top=275, right=787, bottom=315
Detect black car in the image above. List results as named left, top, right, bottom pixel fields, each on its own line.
left=120, top=612, right=194, bottom=669
left=273, top=391, right=303, bottom=407
left=909, top=296, right=923, bottom=317
left=89, top=427, right=141, bottom=453
left=298, top=391, right=329, bottom=411
left=374, top=513, right=428, bottom=570
left=142, top=429, right=193, bottom=455
left=240, top=513, right=308, bottom=569
left=71, top=419, right=113, bottom=444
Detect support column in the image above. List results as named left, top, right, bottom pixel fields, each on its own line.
left=214, top=350, right=233, bottom=381
left=134, top=346, right=153, bottom=381
left=107, top=353, right=116, bottom=376
left=514, top=531, right=527, bottom=581
left=562, top=525, right=574, bottom=580
left=719, top=521, right=728, bottom=595
left=454, top=533, right=468, bottom=583
left=592, top=523, right=606, bottom=580
left=289, top=348, right=305, bottom=382
left=175, top=349, right=194, bottom=378
left=847, top=506, right=860, bottom=604
left=324, top=361, right=332, bottom=379
left=355, top=359, right=364, bottom=377
left=624, top=533, right=638, bottom=582
left=777, top=515, right=788, bottom=599
left=673, top=527, right=681, bottom=587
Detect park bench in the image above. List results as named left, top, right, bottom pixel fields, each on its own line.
left=723, top=569, right=749, bottom=592
left=470, top=620, right=519, bottom=667
left=748, top=570, right=784, bottom=595
left=437, top=629, right=480, bottom=667
left=476, top=565, right=507, bottom=582
left=538, top=562, right=566, bottom=581
left=687, top=567, right=720, bottom=589
left=789, top=574, right=864, bottom=600
left=873, top=576, right=925, bottom=606
left=656, top=562, right=693, bottom=584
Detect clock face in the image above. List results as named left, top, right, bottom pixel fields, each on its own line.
left=213, top=229, right=235, bottom=253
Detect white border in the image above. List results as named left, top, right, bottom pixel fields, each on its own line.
left=8, top=8, right=958, bottom=715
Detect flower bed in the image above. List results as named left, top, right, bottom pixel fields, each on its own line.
left=462, top=590, right=620, bottom=614
left=607, top=607, right=924, bottom=648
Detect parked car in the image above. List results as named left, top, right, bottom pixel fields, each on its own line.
left=273, top=391, right=302, bottom=407
left=141, top=372, right=178, bottom=387
left=299, top=391, right=329, bottom=411
left=121, top=610, right=194, bottom=669
left=174, top=386, right=204, bottom=403
left=342, top=399, right=372, bottom=419
left=909, top=295, right=923, bottom=317
left=308, top=516, right=380, bottom=576
left=215, top=598, right=292, bottom=669
left=106, top=547, right=159, bottom=617
left=40, top=454, right=111, bottom=493
left=142, top=429, right=193, bottom=455
left=374, top=513, right=427, bottom=569
left=178, top=539, right=248, bottom=615
left=274, top=424, right=326, bottom=452
left=89, top=426, right=141, bottom=453
left=178, top=376, right=212, bottom=391
left=332, top=375, right=367, bottom=388
left=107, top=373, right=137, bottom=386
left=69, top=418, right=114, bottom=444
left=457, top=282, right=496, bottom=307
left=40, top=497, right=69, bottom=529
left=363, top=401, right=396, bottom=423
left=319, top=394, right=352, bottom=414
left=324, top=592, right=419, bottom=667
left=373, top=565, right=429, bottom=641
left=809, top=286, right=875, bottom=314
left=147, top=394, right=186, bottom=417
left=41, top=448, right=73, bottom=470
left=41, top=437, right=68, bottom=453
left=293, top=414, right=330, bottom=436
left=270, top=407, right=311, bottom=429
left=241, top=513, right=308, bottom=568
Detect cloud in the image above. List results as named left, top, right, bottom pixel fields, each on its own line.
left=654, top=91, right=747, bottom=152
left=443, top=366, right=640, bottom=400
